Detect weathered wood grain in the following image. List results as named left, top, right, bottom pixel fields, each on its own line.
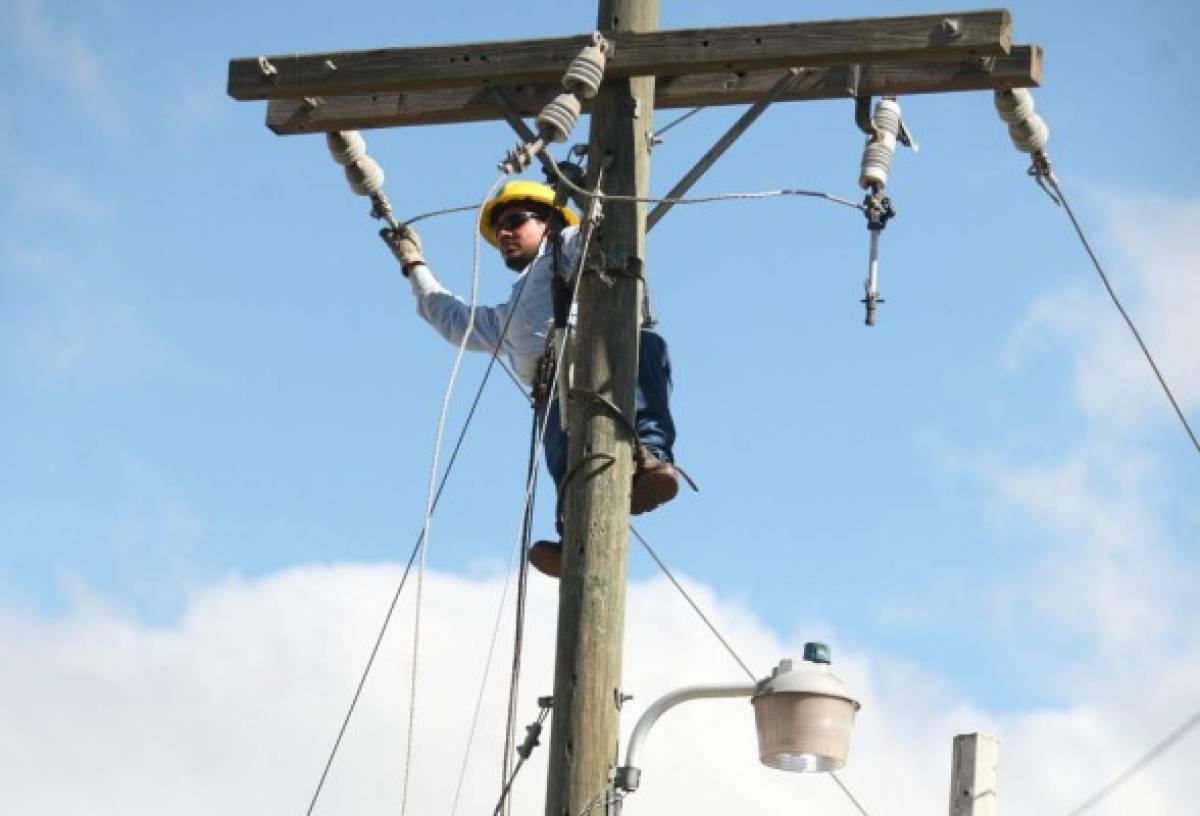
left=264, top=46, right=1040, bottom=134
left=950, top=733, right=999, bottom=816
left=230, top=9, right=1012, bottom=101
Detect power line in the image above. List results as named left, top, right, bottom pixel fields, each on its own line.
left=1064, top=707, right=1200, bottom=816
left=305, top=189, right=539, bottom=816
left=629, top=525, right=876, bottom=816
left=1045, top=173, right=1199, bottom=454
left=653, top=106, right=705, bottom=139
left=399, top=183, right=864, bottom=229
left=629, top=524, right=755, bottom=682
left=401, top=175, right=507, bottom=816
left=829, top=771, right=873, bottom=816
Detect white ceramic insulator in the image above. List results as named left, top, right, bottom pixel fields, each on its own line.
left=327, top=130, right=367, bottom=166
left=858, top=98, right=902, bottom=190
left=563, top=42, right=606, bottom=99
left=344, top=155, right=385, bottom=196
left=536, top=93, right=582, bottom=143
left=994, top=88, right=1050, bottom=153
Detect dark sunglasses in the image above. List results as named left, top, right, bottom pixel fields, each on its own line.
left=494, top=210, right=546, bottom=232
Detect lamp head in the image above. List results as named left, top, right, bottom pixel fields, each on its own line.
left=751, top=643, right=861, bottom=772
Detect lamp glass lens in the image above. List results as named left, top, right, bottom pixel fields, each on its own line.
left=753, top=693, right=856, bottom=773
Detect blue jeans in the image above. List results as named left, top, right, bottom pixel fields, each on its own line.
left=543, top=329, right=675, bottom=495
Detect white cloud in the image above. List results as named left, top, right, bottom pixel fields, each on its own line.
left=8, top=0, right=123, bottom=135
left=960, top=193, right=1200, bottom=814
left=988, top=194, right=1199, bottom=662
left=1, top=564, right=1197, bottom=816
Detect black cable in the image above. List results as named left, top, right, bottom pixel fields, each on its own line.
left=628, top=524, right=756, bottom=682
left=652, top=106, right=705, bottom=139
left=1045, top=173, right=1199, bottom=454
left=498, top=412, right=541, bottom=815
left=493, top=706, right=550, bottom=816
left=630, top=526, right=875, bottom=816
left=305, top=267, right=536, bottom=816
left=1065, top=708, right=1200, bottom=816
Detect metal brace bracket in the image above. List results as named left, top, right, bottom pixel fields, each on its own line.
left=646, top=67, right=802, bottom=232
left=488, top=86, right=559, bottom=177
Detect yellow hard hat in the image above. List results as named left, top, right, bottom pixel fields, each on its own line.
left=479, top=180, right=579, bottom=247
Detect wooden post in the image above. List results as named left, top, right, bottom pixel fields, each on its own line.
left=949, top=733, right=999, bottom=816
left=543, top=2, right=656, bottom=816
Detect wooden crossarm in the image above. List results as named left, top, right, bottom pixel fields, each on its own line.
left=229, top=9, right=1012, bottom=101
left=264, top=46, right=1040, bottom=134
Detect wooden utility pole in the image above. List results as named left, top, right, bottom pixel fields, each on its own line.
left=949, top=732, right=999, bottom=816
left=227, top=9, right=1039, bottom=815
left=544, top=4, right=654, bottom=815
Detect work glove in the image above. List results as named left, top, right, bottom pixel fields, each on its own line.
left=380, top=224, right=424, bottom=275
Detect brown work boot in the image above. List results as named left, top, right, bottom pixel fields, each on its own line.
left=631, top=445, right=679, bottom=515
left=528, top=540, right=562, bottom=578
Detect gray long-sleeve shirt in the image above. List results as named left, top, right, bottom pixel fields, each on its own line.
left=405, top=226, right=580, bottom=384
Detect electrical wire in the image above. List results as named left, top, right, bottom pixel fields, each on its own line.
left=630, top=524, right=876, bottom=816
left=829, top=771, right=873, bottom=816
left=307, top=200, right=558, bottom=814
left=496, top=417, right=540, bottom=816
left=629, top=524, right=755, bottom=682
left=492, top=171, right=604, bottom=812
left=401, top=174, right=508, bottom=816
left=1042, top=173, right=1199, bottom=454
left=452, top=470, right=541, bottom=816
left=547, top=156, right=866, bottom=212
left=653, top=106, right=705, bottom=139
left=449, top=410, right=541, bottom=816
left=492, top=705, right=551, bottom=816
left=313, top=160, right=861, bottom=816
left=304, top=527, right=420, bottom=816
left=1064, top=708, right=1200, bottom=816
left=445, top=170, right=605, bottom=816
left=398, top=184, right=864, bottom=229
left=448, top=499, right=529, bottom=816
left=303, top=282, right=530, bottom=815
left=402, top=203, right=480, bottom=225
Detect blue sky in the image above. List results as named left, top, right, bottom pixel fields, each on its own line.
left=2, top=1, right=1198, bottom=814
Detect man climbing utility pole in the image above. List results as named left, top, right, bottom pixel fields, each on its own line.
left=543, top=1, right=654, bottom=814
left=228, top=8, right=1034, bottom=814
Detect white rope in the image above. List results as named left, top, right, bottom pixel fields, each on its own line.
left=400, top=174, right=508, bottom=816
left=448, top=528, right=524, bottom=816
left=448, top=170, right=605, bottom=815
left=448, top=281, right=541, bottom=816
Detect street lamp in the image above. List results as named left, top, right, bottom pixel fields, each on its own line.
left=617, top=642, right=860, bottom=793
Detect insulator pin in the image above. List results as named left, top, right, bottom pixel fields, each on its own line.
left=994, top=88, right=1050, bottom=153
left=536, top=93, right=582, bottom=143
left=344, top=155, right=385, bottom=196
left=858, top=98, right=902, bottom=191
left=562, top=35, right=608, bottom=99
left=326, top=130, right=367, bottom=166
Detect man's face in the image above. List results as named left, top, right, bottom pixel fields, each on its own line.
left=493, top=204, right=549, bottom=271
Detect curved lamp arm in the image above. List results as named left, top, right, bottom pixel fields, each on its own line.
left=617, top=683, right=756, bottom=792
